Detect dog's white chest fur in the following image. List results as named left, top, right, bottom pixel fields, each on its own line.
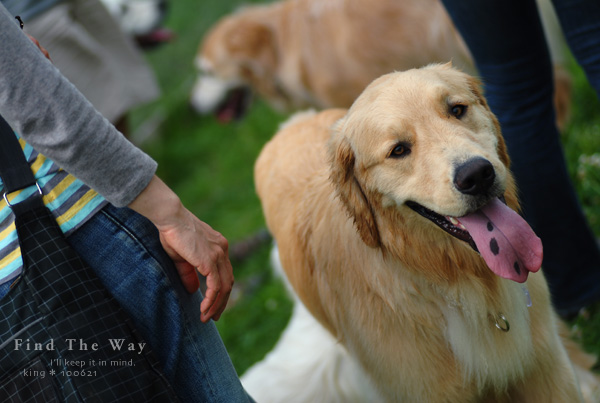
left=441, top=281, right=535, bottom=392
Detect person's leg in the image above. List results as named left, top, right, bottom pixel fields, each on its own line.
left=440, top=0, right=600, bottom=316
left=551, top=0, right=600, bottom=93
left=68, top=204, right=253, bottom=403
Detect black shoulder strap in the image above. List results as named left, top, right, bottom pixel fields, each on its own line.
left=0, top=115, right=37, bottom=194
left=0, top=115, right=44, bottom=213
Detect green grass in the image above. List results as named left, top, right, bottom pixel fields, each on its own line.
left=130, top=0, right=292, bottom=375
left=130, top=0, right=600, bottom=376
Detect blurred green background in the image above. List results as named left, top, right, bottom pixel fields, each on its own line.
left=129, top=0, right=600, bottom=377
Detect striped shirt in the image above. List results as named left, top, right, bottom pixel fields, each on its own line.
left=0, top=134, right=107, bottom=284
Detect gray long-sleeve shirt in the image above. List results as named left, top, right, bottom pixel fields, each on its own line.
left=0, top=3, right=157, bottom=207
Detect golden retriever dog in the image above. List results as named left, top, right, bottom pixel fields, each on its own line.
left=190, top=0, right=571, bottom=129
left=249, top=65, right=599, bottom=402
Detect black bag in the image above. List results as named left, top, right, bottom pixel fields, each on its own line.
left=0, top=116, right=179, bottom=402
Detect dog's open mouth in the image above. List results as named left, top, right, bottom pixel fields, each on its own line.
left=215, top=87, right=252, bottom=123
left=135, top=28, right=174, bottom=49
left=406, top=198, right=543, bottom=283
left=406, top=201, right=478, bottom=252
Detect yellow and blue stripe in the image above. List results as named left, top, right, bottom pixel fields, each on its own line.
left=0, top=135, right=107, bottom=284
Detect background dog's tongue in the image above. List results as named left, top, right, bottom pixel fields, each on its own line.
left=456, top=198, right=543, bottom=283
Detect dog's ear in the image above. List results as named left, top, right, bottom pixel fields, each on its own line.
left=467, top=75, right=511, bottom=168
left=328, top=128, right=380, bottom=248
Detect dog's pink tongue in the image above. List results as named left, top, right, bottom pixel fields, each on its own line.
left=456, top=198, right=543, bottom=283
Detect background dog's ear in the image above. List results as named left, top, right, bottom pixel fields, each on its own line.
left=222, top=19, right=279, bottom=99
left=467, top=75, right=511, bottom=168
left=225, top=20, right=277, bottom=75
left=226, top=20, right=274, bottom=59
left=328, top=131, right=380, bottom=248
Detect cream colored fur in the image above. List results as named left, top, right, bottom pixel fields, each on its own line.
left=241, top=247, right=383, bottom=403
left=252, top=65, right=599, bottom=402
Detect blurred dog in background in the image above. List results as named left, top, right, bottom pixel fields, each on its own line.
left=190, top=0, right=571, bottom=130
left=101, top=0, right=173, bottom=48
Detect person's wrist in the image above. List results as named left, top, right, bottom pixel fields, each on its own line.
left=128, top=176, right=185, bottom=229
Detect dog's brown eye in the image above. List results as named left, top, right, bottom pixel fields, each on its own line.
left=389, top=143, right=411, bottom=158
left=450, top=104, right=467, bottom=118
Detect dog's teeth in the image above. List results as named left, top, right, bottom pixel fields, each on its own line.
left=447, top=216, right=467, bottom=230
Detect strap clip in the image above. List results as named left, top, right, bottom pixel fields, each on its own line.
left=3, top=182, right=43, bottom=207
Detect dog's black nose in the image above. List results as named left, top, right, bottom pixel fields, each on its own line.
left=454, top=157, right=495, bottom=195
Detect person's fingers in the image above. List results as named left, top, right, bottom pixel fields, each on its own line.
left=159, top=232, right=201, bottom=293
left=175, top=261, right=201, bottom=294
left=26, top=34, right=51, bottom=60
left=199, top=255, right=234, bottom=322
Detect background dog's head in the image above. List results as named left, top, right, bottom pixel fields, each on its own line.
left=102, top=0, right=169, bottom=35
left=328, top=64, right=541, bottom=283
left=101, top=0, right=172, bottom=49
left=190, top=9, right=280, bottom=122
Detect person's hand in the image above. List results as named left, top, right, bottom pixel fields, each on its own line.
left=157, top=207, right=233, bottom=322
left=129, top=176, right=234, bottom=322
left=27, top=34, right=51, bottom=61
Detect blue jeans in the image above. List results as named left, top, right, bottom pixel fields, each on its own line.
left=440, top=0, right=600, bottom=316
left=67, top=204, right=253, bottom=403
